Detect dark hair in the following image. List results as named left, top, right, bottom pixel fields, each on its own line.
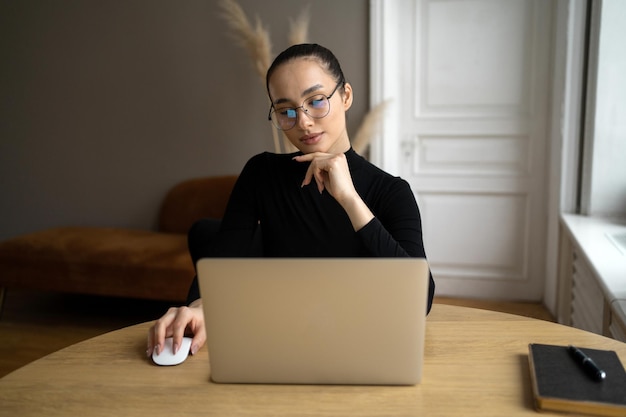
left=265, top=44, right=346, bottom=97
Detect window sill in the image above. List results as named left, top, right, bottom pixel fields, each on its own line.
left=560, top=214, right=626, bottom=302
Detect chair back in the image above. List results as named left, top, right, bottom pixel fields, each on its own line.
left=158, top=175, right=238, bottom=234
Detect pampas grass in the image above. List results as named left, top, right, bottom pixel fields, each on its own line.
left=218, top=0, right=272, bottom=81
left=288, top=5, right=310, bottom=46
left=218, top=0, right=282, bottom=152
left=351, top=99, right=391, bottom=154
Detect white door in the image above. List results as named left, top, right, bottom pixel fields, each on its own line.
left=370, top=0, right=553, bottom=300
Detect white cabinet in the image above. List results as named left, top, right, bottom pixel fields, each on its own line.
left=558, top=214, right=626, bottom=342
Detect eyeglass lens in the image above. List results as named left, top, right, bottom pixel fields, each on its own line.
left=271, top=94, right=331, bottom=130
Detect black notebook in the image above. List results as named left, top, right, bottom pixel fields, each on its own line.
left=528, top=343, right=626, bottom=417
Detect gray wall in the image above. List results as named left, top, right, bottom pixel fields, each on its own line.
left=0, top=0, right=369, bottom=240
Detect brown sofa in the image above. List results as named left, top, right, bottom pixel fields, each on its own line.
left=0, top=175, right=238, bottom=309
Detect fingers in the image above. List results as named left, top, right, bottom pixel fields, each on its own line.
left=314, top=170, right=327, bottom=194
left=146, top=305, right=205, bottom=357
left=189, top=325, right=206, bottom=356
left=301, top=163, right=315, bottom=188
left=292, top=153, right=319, bottom=162
left=294, top=153, right=320, bottom=189
left=147, top=327, right=155, bottom=358
left=147, top=306, right=176, bottom=357
left=186, top=299, right=206, bottom=355
left=303, top=163, right=326, bottom=194
left=294, top=153, right=335, bottom=193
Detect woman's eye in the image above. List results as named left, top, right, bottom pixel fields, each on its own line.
left=309, top=98, right=326, bottom=108
left=279, top=109, right=297, bottom=118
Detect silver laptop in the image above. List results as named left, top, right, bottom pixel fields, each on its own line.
left=197, top=258, right=430, bottom=385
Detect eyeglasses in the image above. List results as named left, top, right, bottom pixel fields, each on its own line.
left=268, top=80, right=344, bottom=131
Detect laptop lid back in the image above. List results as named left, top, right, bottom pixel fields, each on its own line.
left=198, top=258, right=429, bottom=385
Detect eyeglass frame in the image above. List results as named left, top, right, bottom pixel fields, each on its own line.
left=267, top=80, right=345, bottom=131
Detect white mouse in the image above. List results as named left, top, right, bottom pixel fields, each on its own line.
left=152, top=337, right=192, bottom=366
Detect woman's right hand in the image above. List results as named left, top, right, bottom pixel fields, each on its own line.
left=146, top=299, right=206, bottom=358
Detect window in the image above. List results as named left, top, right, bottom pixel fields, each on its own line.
left=579, top=0, right=626, bottom=218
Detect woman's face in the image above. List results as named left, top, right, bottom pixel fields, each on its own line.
left=267, top=58, right=353, bottom=154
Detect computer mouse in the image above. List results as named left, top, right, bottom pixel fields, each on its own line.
left=152, top=336, right=192, bottom=366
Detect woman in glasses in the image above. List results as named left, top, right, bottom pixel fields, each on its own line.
left=148, top=43, right=435, bottom=358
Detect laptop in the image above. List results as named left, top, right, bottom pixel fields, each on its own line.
left=197, top=258, right=430, bottom=385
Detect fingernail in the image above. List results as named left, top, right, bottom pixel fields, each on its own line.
left=191, top=344, right=199, bottom=355
left=146, top=347, right=152, bottom=358
left=173, top=343, right=179, bottom=354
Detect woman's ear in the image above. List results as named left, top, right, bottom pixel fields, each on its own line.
left=342, top=82, right=354, bottom=111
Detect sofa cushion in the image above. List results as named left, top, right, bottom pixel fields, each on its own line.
left=0, top=227, right=194, bottom=302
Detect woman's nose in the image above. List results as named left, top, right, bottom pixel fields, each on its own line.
left=296, top=108, right=313, bottom=129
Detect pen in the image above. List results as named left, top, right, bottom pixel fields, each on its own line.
left=567, top=345, right=606, bottom=381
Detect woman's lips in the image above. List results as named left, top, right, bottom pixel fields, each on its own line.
left=300, top=133, right=322, bottom=145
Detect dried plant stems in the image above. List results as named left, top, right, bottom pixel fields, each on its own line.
left=218, top=0, right=272, bottom=81
left=288, top=5, right=310, bottom=46
left=218, top=0, right=281, bottom=152
left=351, top=99, right=391, bottom=154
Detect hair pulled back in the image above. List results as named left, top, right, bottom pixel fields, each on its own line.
left=265, top=44, right=346, bottom=98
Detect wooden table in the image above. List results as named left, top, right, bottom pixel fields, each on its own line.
left=1, top=304, right=625, bottom=416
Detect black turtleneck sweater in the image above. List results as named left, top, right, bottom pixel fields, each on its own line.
left=187, top=148, right=435, bottom=312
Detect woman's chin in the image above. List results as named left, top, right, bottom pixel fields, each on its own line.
left=292, top=142, right=326, bottom=154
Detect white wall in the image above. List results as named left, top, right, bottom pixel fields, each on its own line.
left=0, top=0, right=369, bottom=240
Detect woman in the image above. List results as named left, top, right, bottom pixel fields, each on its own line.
left=147, top=43, right=435, bottom=358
